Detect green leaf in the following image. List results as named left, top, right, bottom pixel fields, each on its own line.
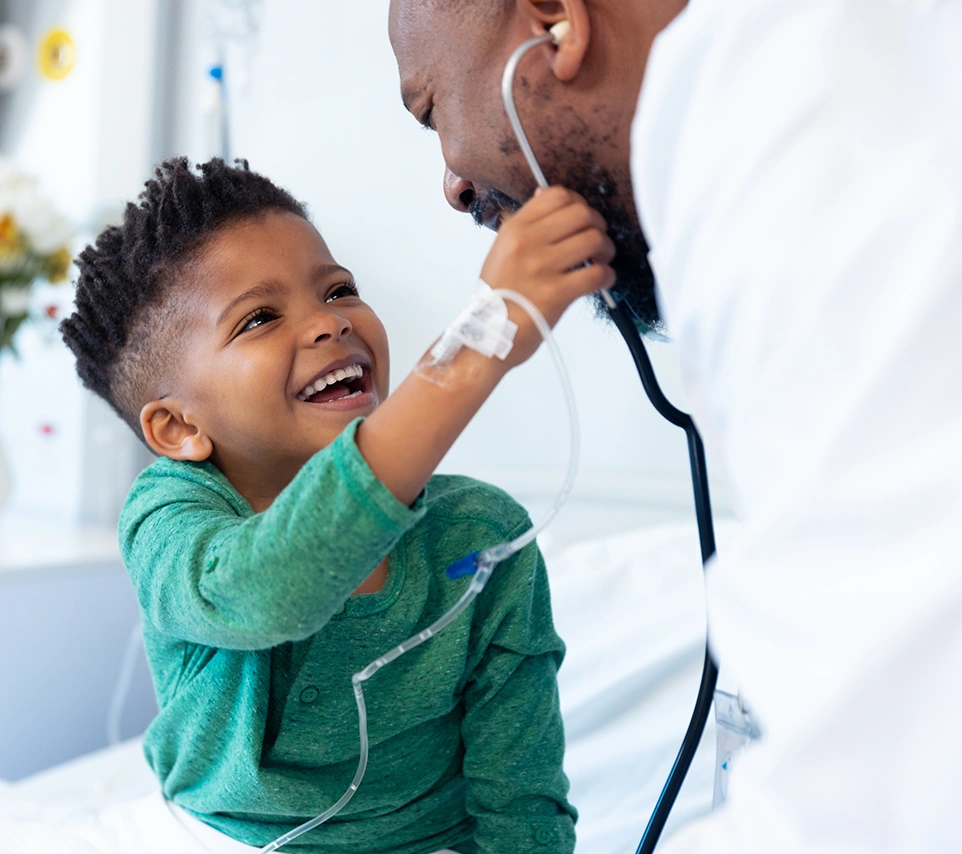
left=0, top=312, right=28, bottom=358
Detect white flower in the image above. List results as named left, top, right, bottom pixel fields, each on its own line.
left=0, top=156, right=73, bottom=254
left=10, top=191, right=72, bottom=253
left=0, top=157, right=35, bottom=209
left=0, top=286, right=31, bottom=315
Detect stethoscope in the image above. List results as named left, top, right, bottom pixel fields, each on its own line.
left=503, top=29, right=719, bottom=854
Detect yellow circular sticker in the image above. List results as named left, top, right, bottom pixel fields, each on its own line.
left=37, top=27, right=76, bottom=81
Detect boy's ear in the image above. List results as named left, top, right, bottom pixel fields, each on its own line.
left=140, top=400, right=213, bottom=462
left=516, top=0, right=590, bottom=83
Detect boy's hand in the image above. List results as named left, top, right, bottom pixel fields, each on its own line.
left=479, top=186, right=616, bottom=367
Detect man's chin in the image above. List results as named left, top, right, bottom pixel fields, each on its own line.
left=554, top=163, right=661, bottom=329
left=581, top=204, right=661, bottom=330
left=601, top=249, right=661, bottom=331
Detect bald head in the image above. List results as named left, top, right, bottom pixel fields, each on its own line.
left=431, top=0, right=510, bottom=16
left=389, top=0, right=687, bottom=328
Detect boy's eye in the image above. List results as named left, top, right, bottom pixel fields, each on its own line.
left=327, top=282, right=359, bottom=302
left=239, top=309, right=277, bottom=333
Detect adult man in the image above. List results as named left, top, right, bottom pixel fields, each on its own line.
left=390, top=1, right=962, bottom=852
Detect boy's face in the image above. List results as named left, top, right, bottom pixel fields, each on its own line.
left=160, top=210, right=390, bottom=507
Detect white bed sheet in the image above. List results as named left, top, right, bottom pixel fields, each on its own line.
left=2, top=520, right=738, bottom=853
left=544, top=520, right=734, bottom=851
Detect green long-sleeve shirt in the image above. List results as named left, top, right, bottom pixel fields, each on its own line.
left=119, top=419, right=576, bottom=853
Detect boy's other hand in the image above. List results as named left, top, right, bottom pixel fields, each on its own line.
left=479, top=186, right=616, bottom=367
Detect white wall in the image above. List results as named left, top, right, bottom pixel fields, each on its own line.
left=0, top=559, right=156, bottom=780
left=0, top=0, right=165, bottom=777
left=0, top=0, right=162, bottom=524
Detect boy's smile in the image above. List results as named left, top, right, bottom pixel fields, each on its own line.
left=295, top=355, right=374, bottom=406
left=147, top=210, right=390, bottom=510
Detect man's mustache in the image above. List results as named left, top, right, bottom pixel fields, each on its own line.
left=468, top=189, right=522, bottom=229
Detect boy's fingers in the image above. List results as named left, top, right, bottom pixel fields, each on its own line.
left=552, top=228, right=616, bottom=272
left=533, top=202, right=608, bottom=245
left=564, top=259, right=616, bottom=295
left=512, top=185, right=584, bottom=224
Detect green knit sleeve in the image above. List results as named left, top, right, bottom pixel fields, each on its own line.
left=119, top=419, right=426, bottom=651
left=460, top=541, right=577, bottom=853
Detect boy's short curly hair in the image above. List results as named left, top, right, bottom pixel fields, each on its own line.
left=60, top=157, right=308, bottom=437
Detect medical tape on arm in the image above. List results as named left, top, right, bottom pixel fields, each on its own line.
left=427, top=280, right=518, bottom=367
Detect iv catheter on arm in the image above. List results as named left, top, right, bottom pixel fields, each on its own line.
left=503, top=26, right=719, bottom=854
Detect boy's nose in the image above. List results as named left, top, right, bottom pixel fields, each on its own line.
left=312, top=308, right=352, bottom=343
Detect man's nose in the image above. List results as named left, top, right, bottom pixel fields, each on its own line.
left=443, top=166, right=475, bottom=213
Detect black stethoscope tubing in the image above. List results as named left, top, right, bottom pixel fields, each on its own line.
left=605, top=300, right=718, bottom=854
left=502, top=33, right=719, bottom=852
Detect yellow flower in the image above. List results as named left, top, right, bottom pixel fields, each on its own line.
left=0, top=214, right=26, bottom=270
left=44, top=245, right=72, bottom=283
left=0, top=213, right=20, bottom=249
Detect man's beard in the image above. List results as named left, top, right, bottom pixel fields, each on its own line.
left=468, top=169, right=661, bottom=331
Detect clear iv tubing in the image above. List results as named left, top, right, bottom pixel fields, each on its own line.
left=107, top=620, right=144, bottom=746
left=259, top=290, right=580, bottom=853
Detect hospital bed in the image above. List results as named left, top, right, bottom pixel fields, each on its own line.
left=0, top=513, right=736, bottom=852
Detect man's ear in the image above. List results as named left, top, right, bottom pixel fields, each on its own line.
left=140, top=399, right=213, bottom=462
left=516, top=0, right=590, bottom=83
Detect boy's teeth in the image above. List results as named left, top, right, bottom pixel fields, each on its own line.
left=298, top=364, right=364, bottom=400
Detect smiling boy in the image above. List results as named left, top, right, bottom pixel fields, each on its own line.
left=58, top=158, right=614, bottom=854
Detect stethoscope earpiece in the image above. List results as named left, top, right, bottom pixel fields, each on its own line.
left=549, top=20, right=571, bottom=45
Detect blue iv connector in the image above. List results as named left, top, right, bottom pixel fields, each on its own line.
left=446, top=551, right=481, bottom=580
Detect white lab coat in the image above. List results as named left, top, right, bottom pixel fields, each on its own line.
left=631, top=0, right=962, bottom=851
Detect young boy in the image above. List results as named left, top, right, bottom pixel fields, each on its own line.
left=59, top=157, right=614, bottom=853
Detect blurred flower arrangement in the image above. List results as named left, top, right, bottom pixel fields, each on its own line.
left=0, top=156, right=73, bottom=355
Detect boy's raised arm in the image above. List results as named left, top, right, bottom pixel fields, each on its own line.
left=356, top=187, right=613, bottom=507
